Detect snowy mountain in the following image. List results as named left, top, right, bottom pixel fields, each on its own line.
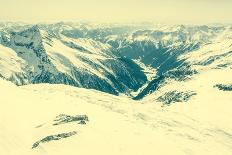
left=1, top=22, right=232, bottom=98
left=134, top=25, right=232, bottom=99
left=0, top=24, right=147, bottom=95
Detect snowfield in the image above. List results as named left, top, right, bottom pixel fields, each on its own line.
left=0, top=68, right=232, bottom=155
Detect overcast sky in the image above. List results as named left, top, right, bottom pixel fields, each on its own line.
left=0, top=0, right=231, bottom=24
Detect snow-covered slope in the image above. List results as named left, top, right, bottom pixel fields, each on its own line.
left=55, top=23, right=232, bottom=99
left=133, top=25, right=232, bottom=99
left=0, top=44, right=28, bottom=83
left=142, top=25, right=232, bottom=105
left=0, top=24, right=147, bottom=95
left=0, top=76, right=232, bottom=155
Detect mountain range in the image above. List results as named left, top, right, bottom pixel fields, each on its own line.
left=0, top=22, right=232, bottom=100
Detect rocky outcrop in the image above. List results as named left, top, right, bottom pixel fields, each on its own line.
left=157, top=91, right=197, bottom=105
left=32, top=131, right=77, bottom=149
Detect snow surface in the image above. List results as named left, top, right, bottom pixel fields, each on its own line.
left=0, top=75, right=232, bottom=155
left=0, top=44, right=26, bottom=78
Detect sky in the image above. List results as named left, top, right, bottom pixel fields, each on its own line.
left=0, top=0, right=231, bottom=24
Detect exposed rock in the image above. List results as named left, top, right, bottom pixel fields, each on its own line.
left=53, top=114, right=89, bottom=126
left=214, top=84, right=232, bottom=91
left=157, top=90, right=197, bottom=105
left=164, top=65, right=198, bottom=81
left=32, top=131, right=77, bottom=149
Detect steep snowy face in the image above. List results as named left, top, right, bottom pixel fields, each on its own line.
left=0, top=44, right=28, bottom=85
left=0, top=24, right=147, bottom=95
left=0, top=26, right=53, bottom=77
